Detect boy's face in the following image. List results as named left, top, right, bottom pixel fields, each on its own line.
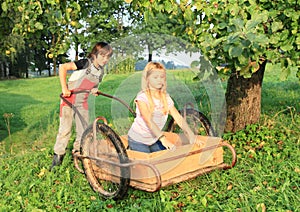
left=94, top=53, right=111, bottom=68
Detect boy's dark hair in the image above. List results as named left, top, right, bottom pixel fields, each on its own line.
left=88, top=42, right=113, bottom=59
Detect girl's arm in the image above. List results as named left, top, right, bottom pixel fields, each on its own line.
left=169, top=106, right=202, bottom=145
left=59, top=62, right=77, bottom=97
left=136, top=100, right=175, bottom=149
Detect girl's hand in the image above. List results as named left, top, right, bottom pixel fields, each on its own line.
left=194, top=136, right=205, bottom=147
left=160, top=137, right=176, bottom=150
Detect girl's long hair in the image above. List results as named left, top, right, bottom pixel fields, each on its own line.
left=88, top=42, right=113, bottom=60
left=141, top=62, right=168, bottom=115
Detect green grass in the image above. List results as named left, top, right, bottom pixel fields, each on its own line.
left=0, top=68, right=299, bottom=211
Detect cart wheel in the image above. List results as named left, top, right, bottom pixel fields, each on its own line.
left=167, top=108, right=216, bottom=136
left=81, top=123, right=130, bottom=200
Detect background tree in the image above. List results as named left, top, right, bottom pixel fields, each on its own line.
left=1, top=0, right=72, bottom=76
left=128, top=0, right=300, bottom=132
left=131, top=12, right=185, bottom=62
left=0, top=1, right=25, bottom=78
left=0, top=0, right=133, bottom=77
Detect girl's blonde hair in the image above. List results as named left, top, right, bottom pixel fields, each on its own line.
left=141, top=62, right=168, bottom=115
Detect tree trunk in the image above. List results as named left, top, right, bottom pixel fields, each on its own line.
left=147, top=43, right=152, bottom=62
left=75, top=28, right=79, bottom=61
left=53, top=57, right=57, bottom=76
left=51, top=33, right=56, bottom=76
left=225, top=60, right=267, bottom=132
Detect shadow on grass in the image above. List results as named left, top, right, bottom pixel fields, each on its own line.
left=0, top=92, right=42, bottom=141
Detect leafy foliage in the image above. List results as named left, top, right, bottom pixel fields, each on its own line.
left=129, top=0, right=299, bottom=79
left=0, top=0, right=135, bottom=77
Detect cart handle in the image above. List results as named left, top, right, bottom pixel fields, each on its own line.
left=97, top=91, right=136, bottom=117
left=60, top=90, right=136, bottom=117
left=220, top=142, right=237, bottom=169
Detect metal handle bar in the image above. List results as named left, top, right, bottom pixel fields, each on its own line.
left=97, top=91, right=136, bottom=117
left=60, top=91, right=89, bottom=129
left=60, top=90, right=136, bottom=117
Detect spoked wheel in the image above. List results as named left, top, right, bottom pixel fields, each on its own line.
left=167, top=108, right=216, bottom=136
left=81, top=123, right=130, bottom=200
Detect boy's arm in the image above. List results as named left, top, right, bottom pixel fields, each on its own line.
left=59, top=62, right=77, bottom=97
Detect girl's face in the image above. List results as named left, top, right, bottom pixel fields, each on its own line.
left=148, top=70, right=166, bottom=90
left=94, top=53, right=111, bottom=68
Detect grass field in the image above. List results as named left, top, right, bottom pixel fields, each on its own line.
left=0, top=67, right=299, bottom=211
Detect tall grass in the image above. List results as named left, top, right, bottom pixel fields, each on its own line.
left=0, top=67, right=299, bottom=211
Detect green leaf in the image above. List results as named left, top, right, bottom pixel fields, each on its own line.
left=255, top=34, right=269, bottom=45
left=257, top=10, right=269, bottom=22
left=271, top=21, right=283, bottom=32
left=238, top=53, right=249, bottom=65
left=281, top=43, right=293, bottom=51
left=246, top=32, right=257, bottom=42
left=281, top=39, right=294, bottom=51
left=229, top=45, right=243, bottom=57
left=142, top=1, right=150, bottom=7
left=296, top=36, right=300, bottom=45
left=70, top=2, right=81, bottom=11
left=46, top=0, right=55, bottom=5
left=34, top=22, right=43, bottom=30
left=57, top=48, right=66, bottom=55
left=194, top=2, right=203, bottom=10
left=265, top=51, right=279, bottom=61
left=1, top=2, right=8, bottom=12
left=279, top=67, right=290, bottom=80
left=227, top=33, right=240, bottom=44
left=164, top=1, right=173, bottom=13
left=201, top=197, right=207, bottom=207
left=183, top=8, right=193, bottom=21
left=231, top=18, right=244, bottom=30
left=144, top=10, right=150, bottom=22
left=269, top=34, right=280, bottom=44
left=241, top=39, right=251, bottom=48
left=245, top=19, right=261, bottom=31
left=218, top=22, right=227, bottom=30
left=54, top=10, right=63, bottom=23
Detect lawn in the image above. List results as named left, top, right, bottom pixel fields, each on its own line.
left=0, top=67, right=299, bottom=211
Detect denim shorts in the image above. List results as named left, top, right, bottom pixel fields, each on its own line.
left=128, top=136, right=166, bottom=153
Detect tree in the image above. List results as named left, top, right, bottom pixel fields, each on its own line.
left=0, top=0, right=74, bottom=76
left=0, top=1, right=25, bottom=78
left=131, top=12, right=185, bottom=61
left=127, top=0, right=300, bottom=132
left=0, top=0, right=133, bottom=76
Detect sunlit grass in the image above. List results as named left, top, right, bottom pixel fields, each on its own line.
left=0, top=68, right=299, bottom=211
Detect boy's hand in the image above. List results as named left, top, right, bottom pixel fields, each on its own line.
left=62, top=89, right=71, bottom=97
left=91, top=88, right=99, bottom=96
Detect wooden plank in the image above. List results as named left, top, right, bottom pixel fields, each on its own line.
left=121, top=133, right=224, bottom=191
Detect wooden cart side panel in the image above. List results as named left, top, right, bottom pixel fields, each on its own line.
left=127, top=147, right=223, bottom=180
left=123, top=134, right=223, bottom=190
left=87, top=133, right=224, bottom=191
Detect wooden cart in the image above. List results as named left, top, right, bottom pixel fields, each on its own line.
left=63, top=91, right=237, bottom=200
left=74, top=117, right=237, bottom=200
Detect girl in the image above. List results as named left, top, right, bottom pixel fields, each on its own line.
left=128, top=62, right=197, bottom=153
left=51, top=42, right=113, bottom=169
